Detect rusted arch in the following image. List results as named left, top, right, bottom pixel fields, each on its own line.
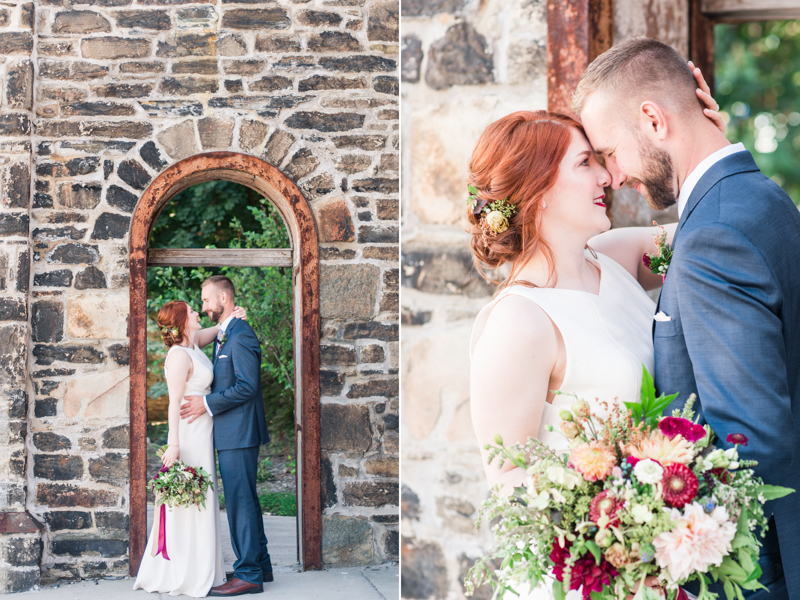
left=128, top=152, right=321, bottom=575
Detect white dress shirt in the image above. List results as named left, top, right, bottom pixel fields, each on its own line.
left=677, top=143, right=746, bottom=217
left=203, top=315, right=235, bottom=417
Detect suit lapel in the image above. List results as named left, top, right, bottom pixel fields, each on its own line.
left=672, top=151, right=760, bottom=249
left=213, top=318, right=239, bottom=367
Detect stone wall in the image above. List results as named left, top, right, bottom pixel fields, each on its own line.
left=0, top=0, right=399, bottom=592
left=399, top=1, right=687, bottom=598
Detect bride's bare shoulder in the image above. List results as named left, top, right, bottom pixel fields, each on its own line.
left=476, top=294, right=557, bottom=354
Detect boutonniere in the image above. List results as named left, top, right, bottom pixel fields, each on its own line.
left=218, top=332, right=228, bottom=347
left=643, top=222, right=673, bottom=282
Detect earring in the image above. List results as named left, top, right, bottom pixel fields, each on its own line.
left=542, top=202, right=547, bottom=209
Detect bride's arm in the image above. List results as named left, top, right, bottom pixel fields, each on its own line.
left=590, top=222, right=678, bottom=291
left=161, top=350, right=193, bottom=468
left=470, top=295, right=559, bottom=494
left=195, top=305, right=247, bottom=348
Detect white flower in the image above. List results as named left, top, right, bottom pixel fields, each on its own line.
left=631, top=504, right=654, bottom=524
left=549, top=488, right=566, bottom=504
left=545, top=465, right=582, bottom=490
left=634, top=458, right=664, bottom=485
left=531, top=490, right=550, bottom=511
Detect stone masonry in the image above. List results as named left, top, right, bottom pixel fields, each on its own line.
left=400, top=1, right=687, bottom=598
left=0, top=0, right=399, bottom=592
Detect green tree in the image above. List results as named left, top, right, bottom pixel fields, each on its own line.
left=715, top=20, right=800, bottom=205
left=146, top=181, right=295, bottom=439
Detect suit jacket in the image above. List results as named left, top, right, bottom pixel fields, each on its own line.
left=207, top=317, right=270, bottom=451
left=655, top=151, right=800, bottom=597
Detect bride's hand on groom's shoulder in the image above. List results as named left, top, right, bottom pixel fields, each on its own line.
left=232, top=305, right=247, bottom=320
left=689, top=60, right=725, bottom=135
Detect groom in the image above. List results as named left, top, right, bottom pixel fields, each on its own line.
left=574, top=38, right=800, bottom=599
left=181, top=275, right=272, bottom=596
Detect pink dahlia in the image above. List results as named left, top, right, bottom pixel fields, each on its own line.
left=642, top=254, right=652, bottom=269
left=627, top=430, right=694, bottom=466
left=551, top=541, right=618, bottom=600
left=726, top=433, right=748, bottom=446
left=589, top=491, right=621, bottom=527
left=661, top=463, right=699, bottom=508
left=653, top=503, right=736, bottom=581
left=569, top=442, right=616, bottom=482
left=659, top=417, right=706, bottom=443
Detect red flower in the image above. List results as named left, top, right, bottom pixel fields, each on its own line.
left=642, top=254, right=652, bottom=269
left=709, top=468, right=732, bottom=484
left=661, top=463, right=699, bottom=508
left=726, top=433, right=748, bottom=446
left=159, top=466, right=169, bottom=473
left=589, top=491, right=621, bottom=527
left=626, top=456, right=640, bottom=467
left=186, top=466, right=197, bottom=476
left=551, top=540, right=617, bottom=600
left=659, top=417, right=706, bottom=443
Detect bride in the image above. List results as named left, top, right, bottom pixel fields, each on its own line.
left=133, top=300, right=246, bottom=598
left=468, top=68, right=722, bottom=598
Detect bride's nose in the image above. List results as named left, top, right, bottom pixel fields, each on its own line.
left=597, top=165, right=611, bottom=189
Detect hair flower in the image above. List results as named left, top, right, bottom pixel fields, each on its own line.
left=485, top=211, right=509, bottom=234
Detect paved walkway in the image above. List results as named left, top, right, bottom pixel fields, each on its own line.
left=18, top=513, right=398, bottom=599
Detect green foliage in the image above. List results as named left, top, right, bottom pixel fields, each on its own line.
left=256, top=457, right=274, bottom=483
left=146, top=181, right=295, bottom=439
left=624, top=366, right=678, bottom=428
left=716, top=21, right=800, bottom=204
left=258, top=491, right=297, bottom=517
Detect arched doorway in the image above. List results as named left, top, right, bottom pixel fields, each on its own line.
left=128, top=152, right=321, bottom=574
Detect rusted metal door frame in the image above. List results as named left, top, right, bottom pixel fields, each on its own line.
left=128, top=152, right=322, bottom=575
left=690, top=0, right=800, bottom=92
left=546, top=0, right=614, bottom=116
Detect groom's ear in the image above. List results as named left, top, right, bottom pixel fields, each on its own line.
left=638, top=101, right=669, bottom=142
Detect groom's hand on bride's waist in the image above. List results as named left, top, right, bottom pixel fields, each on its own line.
left=181, top=395, right=207, bottom=423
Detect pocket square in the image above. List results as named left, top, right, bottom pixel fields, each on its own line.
left=653, top=311, right=672, bottom=322
left=218, top=355, right=228, bottom=359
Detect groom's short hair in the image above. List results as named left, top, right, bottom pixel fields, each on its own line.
left=201, top=275, right=236, bottom=301
left=572, top=37, right=701, bottom=124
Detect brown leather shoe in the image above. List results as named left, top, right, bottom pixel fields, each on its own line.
left=208, top=577, right=264, bottom=596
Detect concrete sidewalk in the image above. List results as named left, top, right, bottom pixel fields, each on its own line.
left=18, top=512, right=398, bottom=599
left=17, top=566, right=399, bottom=600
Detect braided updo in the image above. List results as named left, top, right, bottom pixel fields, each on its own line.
left=467, top=110, right=585, bottom=285
left=157, top=300, right=189, bottom=348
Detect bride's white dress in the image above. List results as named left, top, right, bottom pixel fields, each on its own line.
left=470, top=250, right=656, bottom=598
left=133, top=344, right=225, bottom=597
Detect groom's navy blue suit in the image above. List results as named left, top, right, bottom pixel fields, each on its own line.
left=655, top=151, right=800, bottom=600
left=207, top=317, right=271, bottom=585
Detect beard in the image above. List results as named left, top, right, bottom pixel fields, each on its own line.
left=630, top=138, right=676, bottom=211
left=206, top=304, right=224, bottom=322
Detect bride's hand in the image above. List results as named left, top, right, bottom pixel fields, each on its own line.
left=162, top=445, right=180, bottom=468
left=688, top=60, right=725, bottom=135
left=231, top=305, right=247, bottom=320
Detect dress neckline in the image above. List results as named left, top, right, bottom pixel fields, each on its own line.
left=507, top=252, right=604, bottom=298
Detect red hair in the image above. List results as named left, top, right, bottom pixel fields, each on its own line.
left=157, top=300, right=189, bottom=348
left=467, top=110, right=584, bottom=287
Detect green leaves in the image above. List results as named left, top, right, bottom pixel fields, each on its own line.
left=755, top=484, right=795, bottom=500
left=625, top=366, right=679, bottom=427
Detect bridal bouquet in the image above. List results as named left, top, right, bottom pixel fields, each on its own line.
left=465, top=368, right=793, bottom=600
left=149, top=445, right=214, bottom=559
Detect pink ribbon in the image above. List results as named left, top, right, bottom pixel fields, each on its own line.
left=154, top=504, right=170, bottom=560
